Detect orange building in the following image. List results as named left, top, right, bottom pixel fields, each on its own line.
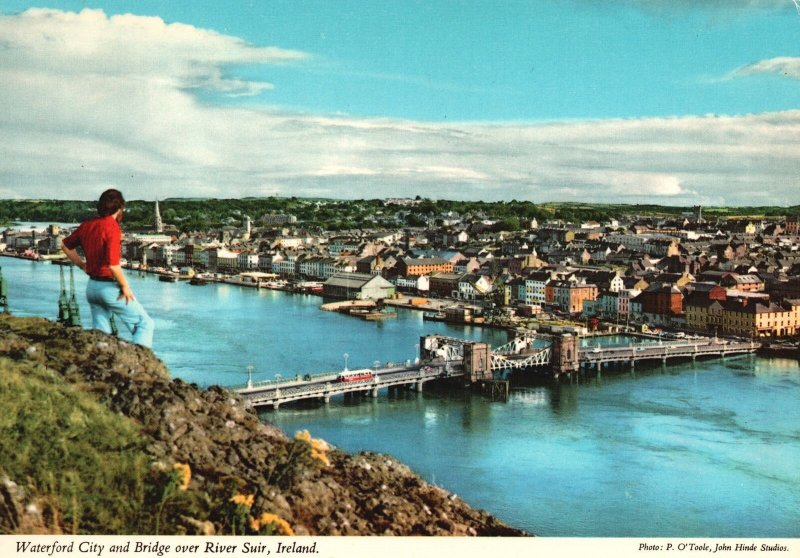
left=551, top=280, right=598, bottom=315
left=397, top=257, right=453, bottom=277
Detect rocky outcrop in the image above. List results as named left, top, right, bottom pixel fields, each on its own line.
left=0, top=316, right=525, bottom=536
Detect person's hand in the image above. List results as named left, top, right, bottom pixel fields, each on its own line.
left=118, top=285, right=135, bottom=304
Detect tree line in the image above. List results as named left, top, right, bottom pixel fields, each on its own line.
left=1, top=198, right=796, bottom=233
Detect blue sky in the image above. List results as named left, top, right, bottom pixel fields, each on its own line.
left=0, top=1, right=798, bottom=204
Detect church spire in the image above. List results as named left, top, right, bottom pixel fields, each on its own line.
left=154, top=199, right=163, bottom=233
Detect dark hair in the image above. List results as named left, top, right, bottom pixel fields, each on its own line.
left=97, top=189, right=125, bottom=217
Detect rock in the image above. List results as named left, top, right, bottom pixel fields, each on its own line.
left=0, top=315, right=528, bottom=537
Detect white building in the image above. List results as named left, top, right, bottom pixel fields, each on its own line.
left=298, top=255, right=324, bottom=278
left=395, top=275, right=430, bottom=293
left=523, top=271, right=555, bottom=305
left=237, top=251, right=259, bottom=270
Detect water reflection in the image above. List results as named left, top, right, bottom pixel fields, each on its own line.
left=549, top=383, right=579, bottom=415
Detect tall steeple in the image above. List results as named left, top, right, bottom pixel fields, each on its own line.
left=154, top=199, right=163, bottom=233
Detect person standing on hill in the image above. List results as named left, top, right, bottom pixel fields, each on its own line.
left=61, top=189, right=154, bottom=348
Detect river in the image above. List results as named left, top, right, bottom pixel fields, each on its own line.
left=1, top=256, right=798, bottom=537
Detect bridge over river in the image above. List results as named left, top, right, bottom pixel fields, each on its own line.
left=235, top=333, right=760, bottom=410
left=580, top=337, right=759, bottom=369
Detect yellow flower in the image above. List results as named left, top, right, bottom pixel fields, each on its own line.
left=251, top=512, right=294, bottom=536
left=310, top=449, right=331, bottom=467
left=230, top=492, right=255, bottom=508
left=294, top=430, right=311, bottom=443
left=310, top=437, right=329, bottom=453
left=295, top=430, right=331, bottom=467
left=173, top=463, right=191, bottom=491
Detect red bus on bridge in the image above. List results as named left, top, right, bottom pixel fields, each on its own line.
left=336, top=369, right=375, bottom=383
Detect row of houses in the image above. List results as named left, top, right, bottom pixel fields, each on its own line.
left=584, top=276, right=800, bottom=338
left=319, top=264, right=800, bottom=338
left=684, top=285, right=800, bottom=337
left=7, top=205, right=800, bottom=337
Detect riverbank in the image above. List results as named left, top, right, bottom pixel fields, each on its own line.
left=0, top=250, right=61, bottom=262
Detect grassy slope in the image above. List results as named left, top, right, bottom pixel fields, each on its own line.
left=0, top=357, right=150, bottom=534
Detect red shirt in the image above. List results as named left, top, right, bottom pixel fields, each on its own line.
left=62, top=215, right=122, bottom=280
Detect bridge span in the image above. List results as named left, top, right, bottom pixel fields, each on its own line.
left=580, top=338, right=759, bottom=369
left=237, top=362, right=458, bottom=410
left=235, top=332, right=761, bottom=410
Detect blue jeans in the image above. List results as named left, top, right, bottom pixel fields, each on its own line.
left=86, top=279, right=154, bottom=348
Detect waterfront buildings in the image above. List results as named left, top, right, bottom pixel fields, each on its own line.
left=685, top=288, right=800, bottom=337
left=9, top=201, right=800, bottom=338
left=322, top=273, right=395, bottom=300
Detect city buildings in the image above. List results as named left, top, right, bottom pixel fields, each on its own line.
left=9, top=201, right=800, bottom=338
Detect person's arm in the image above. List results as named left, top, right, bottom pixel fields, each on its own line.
left=61, top=245, right=86, bottom=272
left=109, top=264, right=135, bottom=304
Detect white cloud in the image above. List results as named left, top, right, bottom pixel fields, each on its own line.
left=733, top=57, right=800, bottom=80
left=0, top=8, right=306, bottom=94
left=1, top=8, right=799, bottom=207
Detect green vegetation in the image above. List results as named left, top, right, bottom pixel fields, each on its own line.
left=0, top=312, right=341, bottom=536
left=0, top=357, right=331, bottom=535
left=0, top=357, right=150, bottom=533
left=1, top=198, right=797, bottom=233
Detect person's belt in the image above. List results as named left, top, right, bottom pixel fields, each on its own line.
left=89, top=277, right=116, bottom=283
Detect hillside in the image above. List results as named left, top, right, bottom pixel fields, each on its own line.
left=0, top=315, right=525, bottom=536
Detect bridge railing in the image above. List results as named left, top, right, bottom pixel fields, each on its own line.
left=238, top=364, right=449, bottom=398
left=578, top=340, right=758, bottom=363
left=240, top=365, right=449, bottom=405
left=235, top=359, right=425, bottom=392
left=238, top=371, right=339, bottom=392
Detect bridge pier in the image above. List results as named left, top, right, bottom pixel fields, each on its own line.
left=272, top=402, right=280, bottom=411
left=371, top=387, right=379, bottom=398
